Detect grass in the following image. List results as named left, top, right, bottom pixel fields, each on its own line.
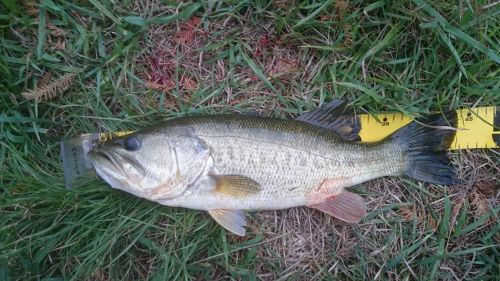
left=1, top=0, right=499, bottom=280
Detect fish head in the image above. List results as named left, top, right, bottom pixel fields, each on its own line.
left=88, top=127, right=211, bottom=201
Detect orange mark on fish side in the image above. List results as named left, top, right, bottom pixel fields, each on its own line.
left=306, top=177, right=350, bottom=205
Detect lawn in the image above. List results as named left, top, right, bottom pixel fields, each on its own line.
left=1, top=0, right=499, bottom=280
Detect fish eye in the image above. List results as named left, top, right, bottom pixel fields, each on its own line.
left=124, top=136, right=141, bottom=151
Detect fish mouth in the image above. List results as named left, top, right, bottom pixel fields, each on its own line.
left=88, top=148, right=126, bottom=177
left=88, top=147, right=146, bottom=184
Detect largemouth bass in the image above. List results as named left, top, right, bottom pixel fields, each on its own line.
left=88, top=100, right=457, bottom=236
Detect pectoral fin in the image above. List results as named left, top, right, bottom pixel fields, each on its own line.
left=296, top=99, right=360, bottom=141
left=208, top=209, right=246, bottom=236
left=212, top=175, right=261, bottom=197
left=309, top=191, right=366, bottom=223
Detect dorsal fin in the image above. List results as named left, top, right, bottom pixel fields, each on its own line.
left=295, top=99, right=360, bottom=141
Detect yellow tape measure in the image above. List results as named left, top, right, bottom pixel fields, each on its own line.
left=358, top=106, right=499, bottom=150
left=98, top=131, right=135, bottom=142
left=96, top=107, right=499, bottom=150
left=63, top=106, right=498, bottom=189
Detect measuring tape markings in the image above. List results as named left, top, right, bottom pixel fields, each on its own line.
left=357, top=106, right=498, bottom=150
left=455, top=106, right=498, bottom=149
left=95, top=107, right=500, bottom=150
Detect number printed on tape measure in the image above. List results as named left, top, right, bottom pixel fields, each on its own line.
left=465, top=112, right=473, bottom=122
left=381, top=116, right=389, bottom=126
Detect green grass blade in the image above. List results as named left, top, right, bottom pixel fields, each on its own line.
left=333, top=81, right=382, bottom=103
left=36, top=7, right=46, bottom=60
left=385, top=234, right=432, bottom=270
left=420, top=245, right=499, bottom=264
left=1, top=0, right=21, bottom=14
left=435, top=26, right=467, bottom=77
left=123, top=16, right=148, bottom=27
left=88, top=0, right=121, bottom=24
left=293, top=0, right=332, bottom=28
left=149, top=3, right=201, bottom=25
left=240, top=51, right=279, bottom=95
left=443, top=24, right=500, bottom=64
left=360, top=23, right=403, bottom=62
left=412, top=0, right=447, bottom=24
left=454, top=208, right=498, bottom=237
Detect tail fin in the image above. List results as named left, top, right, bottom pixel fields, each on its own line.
left=391, top=111, right=458, bottom=185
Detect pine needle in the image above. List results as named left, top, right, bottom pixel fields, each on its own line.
left=37, top=71, right=53, bottom=86
left=22, top=72, right=77, bottom=101
left=343, top=23, right=353, bottom=47
left=335, top=0, right=348, bottom=21
left=335, top=0, right=353, bottom=47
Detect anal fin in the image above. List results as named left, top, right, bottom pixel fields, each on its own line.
left=309, top=191, right=366, bottom=223
left=208, top=209, right=247, bottom=236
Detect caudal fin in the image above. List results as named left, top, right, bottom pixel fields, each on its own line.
left=391, top=111, right=458, bottom=185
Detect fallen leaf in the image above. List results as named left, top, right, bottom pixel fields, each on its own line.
left=175, top=16, right=202, bottom=45
left=273, top=58, right=298, bottom=75
left=469, top=190, right=490, bottom=218
left=145, top=81, right=175, bottom=93
left=182, top=76, right=198, bottom=90
left=274, top=1, right=291, bottom=9
left=54, top=38, right=66, bottom=50
left=47, top=23, right=68, bottom=37
left=398, top=206, right=415, bottom=221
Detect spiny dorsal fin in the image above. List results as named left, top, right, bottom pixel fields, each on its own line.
left=208, top=209, right=246, bottom=236
left=309, top=191, right=366, bottom=223
left=212, top=175, right=261, bottom=197
left=296, top=99, right=361, bottom=141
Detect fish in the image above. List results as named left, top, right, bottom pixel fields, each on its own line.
left=87, top=100, right=458, bottom=236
